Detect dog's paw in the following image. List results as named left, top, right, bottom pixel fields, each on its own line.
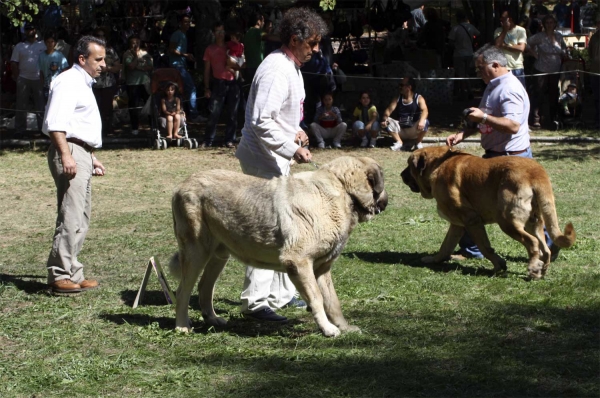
left=321, top=324, right=341, bottom=338
left=175, top=326, right=192, bottom=333
left=340, top=324, right=361, bottom=334
left=204, top=316, right=228, bottom=327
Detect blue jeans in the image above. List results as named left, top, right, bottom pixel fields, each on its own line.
left=204, top=79, right=240, bottom=145
left=352, top=120, right=380, bottom=136
left=510, top=68, right=526, bottom=88
left=459, top=147, right=554, bottom=258
left=173, top=65, right=198, bottom=118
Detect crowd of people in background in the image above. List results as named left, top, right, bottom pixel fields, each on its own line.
left=3, top=0, right=600, bottom=145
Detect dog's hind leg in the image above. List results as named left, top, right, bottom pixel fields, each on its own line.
left=525, top=216, right=550, bottom=272
left=499, top=218, right=545, bottom=280
left=464, top=223, right=507, bottom=273
left=197, top=244, right=229, bottom=327
left=316, top=268, right=360, bottom=334
left=284, top=259, right=341, bottom=337
left=175, top=241, right=209, bottom=333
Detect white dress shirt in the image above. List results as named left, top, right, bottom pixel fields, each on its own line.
left=42, top=64, right=102, bottom=148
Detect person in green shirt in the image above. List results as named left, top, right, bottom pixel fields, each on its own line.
left=243, top=12, right=265, bottom=85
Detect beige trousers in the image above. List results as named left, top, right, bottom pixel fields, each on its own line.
left=46, top=143, right=93, bottom=284
left=238, top=162, right=296, bottom=313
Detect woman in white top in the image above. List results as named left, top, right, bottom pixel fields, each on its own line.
left=527, top=14, right=567, bottom=128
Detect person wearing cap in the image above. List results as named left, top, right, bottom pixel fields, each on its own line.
left=10, top=23, right=46, bottom=137
left=42, top=36, right=107, bottom=294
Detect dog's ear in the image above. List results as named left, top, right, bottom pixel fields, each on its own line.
left=367, top=164, right=385, bottom=196
left=321, top=156, right=385, bottom=216
left=412, top=153, right=427, bottom=176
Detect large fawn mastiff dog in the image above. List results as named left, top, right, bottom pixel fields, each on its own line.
left=401, top=146, right=575, bottom=279
left=169, top=156, right=388, bottom=337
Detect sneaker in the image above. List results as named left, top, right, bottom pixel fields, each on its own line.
left=550, top=243, right=561, bottom=262
left=199, top=142, right=211, bottom=149
left=360, top=137, right=368, bottom=148
left=459, top=249, right=484, bottom=259
left=369, top=138, right=377, bottom=148
left=131, top=129, right=139, bottom=136
left=317, top=142, right=326, bottom=149
left=332, top=143, right=342, bottom=149
left=283, top=297, right=307, bottom=309
left=224, top=141, right=235, bottom=148
left=390, top=141, right=403, bottom=151
left=243, top=308, right=288, bottom=323
left=189, top=115, right=207, bottom=123
left=415, top=142, right=423, bottom=150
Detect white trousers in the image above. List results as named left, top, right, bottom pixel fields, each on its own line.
left=309, top=122, right=347, bottom=146
left=238, top=162, right=296, bottom=313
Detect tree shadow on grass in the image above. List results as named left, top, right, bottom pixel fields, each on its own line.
left=120, top=289, right=240, bottom=310
left=343, top=251, right=527, bottom=278
left=166, top=303, right=600, bottom=397
left=0, top=273, right=48, bottom=294
left=534, top=144, right=600, bottom=161
left=99, top=310, right=307, bottom=338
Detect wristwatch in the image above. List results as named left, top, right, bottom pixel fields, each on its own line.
left=481, top=113, right=488, bottom=125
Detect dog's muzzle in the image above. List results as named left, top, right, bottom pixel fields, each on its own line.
left=401, top=167, right=420, bottom=193
left=376, top=190, right=388, bottom=214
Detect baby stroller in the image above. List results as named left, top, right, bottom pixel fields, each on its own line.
left=147, top=68, right=198, bottom=149
left=556, top=58, right=585, bottom=130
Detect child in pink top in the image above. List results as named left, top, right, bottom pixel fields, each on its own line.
left=226, top=31, right=245, bottom=80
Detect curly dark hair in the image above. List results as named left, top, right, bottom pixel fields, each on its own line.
left=278, top=7, right=328, bottom=47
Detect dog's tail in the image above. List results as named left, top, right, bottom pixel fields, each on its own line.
left=536, top=184, right=576, bottom=249
left=168, top=252, right=183, bottom=281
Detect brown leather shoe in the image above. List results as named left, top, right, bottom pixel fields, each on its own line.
left=49, top=279, right=82, bottom=293
left=79, top=279, right=99, bottom=290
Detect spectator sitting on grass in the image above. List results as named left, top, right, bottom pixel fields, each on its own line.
left=309, top=91, right=346, bottom=149
left=381, top=77, right=429, bottom=152
left=352, top=91, right=379, bottom=148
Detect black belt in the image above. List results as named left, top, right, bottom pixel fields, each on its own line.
left=485, top=147, right=529, bottom=156
left=66, top=137, right=94, bottom=152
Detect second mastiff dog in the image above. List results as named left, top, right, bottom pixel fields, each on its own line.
left=401, top=146, right=575, bottom=280
left=170, top=156, right=388, bottom=337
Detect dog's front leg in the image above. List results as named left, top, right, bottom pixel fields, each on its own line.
left=284, top=260, right=341, bottom=337
left=422, top=224, right=463, bottom=263
left=316, top=268, right=360, bottom=334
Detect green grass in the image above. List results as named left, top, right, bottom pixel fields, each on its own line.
left=0, top=143, right=599, bottom=397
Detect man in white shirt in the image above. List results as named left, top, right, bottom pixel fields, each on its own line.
left=43, top=36, right=107, bottom=293
left=10, top=23, right=46, bottom=137
left=494, top=10, right=527, bottom=87
left=235, top=7, right=327, bottom=322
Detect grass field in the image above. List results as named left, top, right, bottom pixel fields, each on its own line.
left=1, top=143, right=599, bottom=397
